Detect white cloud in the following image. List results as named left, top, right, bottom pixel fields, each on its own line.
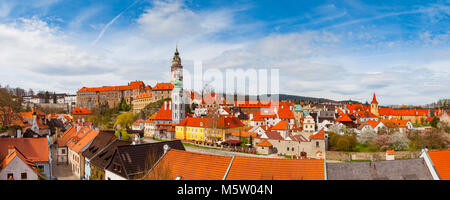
left=136, top=0, right=233, bottom=42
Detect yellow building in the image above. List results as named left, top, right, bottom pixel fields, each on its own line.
left=132, top=92, right=153, bottom=113
left=176, top=115, right=245, bottom=142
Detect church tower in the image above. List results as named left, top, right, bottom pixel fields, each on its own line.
left=171, top=47, right=185, bottom=124
left=370, top=93, right=379, bottom=117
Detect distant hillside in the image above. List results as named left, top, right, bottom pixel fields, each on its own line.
left=247, top=94, right=336, bottom=103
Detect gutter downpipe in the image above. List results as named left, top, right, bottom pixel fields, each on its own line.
left=324, top=158, right=327, bottom=180
left=222, top=155, right=236, bottom=180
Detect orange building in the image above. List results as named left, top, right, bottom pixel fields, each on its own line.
left=76, top=81, right=151, bottom=109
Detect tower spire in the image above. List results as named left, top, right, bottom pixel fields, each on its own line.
left=371, top=92, right=378, bottom=104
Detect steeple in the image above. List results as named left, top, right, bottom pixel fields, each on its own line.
left=172, top=46, right=181, bottom=67
left=370, top=92, right=379, bottom=117
left=371, top=93, right=378, bottom=104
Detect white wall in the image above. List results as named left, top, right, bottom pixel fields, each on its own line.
left=105, top=170, right=127, bottom=180
left=0, top=156, right=39, bottom=180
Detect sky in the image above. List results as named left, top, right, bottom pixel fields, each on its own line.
left=0, top=0, right=449, bottom=105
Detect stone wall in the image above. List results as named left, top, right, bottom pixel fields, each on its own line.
left=325, top=150, right=421, bottom=161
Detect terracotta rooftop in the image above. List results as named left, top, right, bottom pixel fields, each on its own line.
left=145, top=149, right=325, bottom=180
left=152, top=82, right=174, bottom=91
left=226, top=156, right=325, bottom=180
left=0, top=138, right=49, bottom=162
left=70, top=129, right=100, bottom=153
left=427, top=149, right=450, bottom=180
left=256, top=139, right=273, bottom=147
left=309, top=129, right=325, bottom=140
left=271, top=120, right=288, bottom=130
left=72, top=107, right=92, bottom=115
left=146, top=149, right=232, bottom=180
left=77, top=81, right=146, bottom=93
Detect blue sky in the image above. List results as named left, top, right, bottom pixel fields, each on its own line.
left=0, top=0, right=449, bottom=105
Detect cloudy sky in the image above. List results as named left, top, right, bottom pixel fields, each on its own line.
left=0, top=0, right=449, bottom=105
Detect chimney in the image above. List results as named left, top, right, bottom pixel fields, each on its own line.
left=163, top=144, right=170, bottom=154
left=7, top=145, right=14, bottom=156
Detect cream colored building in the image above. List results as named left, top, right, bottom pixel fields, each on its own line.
left=132, top=92, right=153, bottom=113
left=303, top=115, right=315, bottom=133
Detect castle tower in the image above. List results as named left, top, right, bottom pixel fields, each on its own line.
left=370, top=93, right=379, bottom=117
left=171, top=47, right=185, bottom=124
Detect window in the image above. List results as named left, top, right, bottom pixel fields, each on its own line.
left=7, top=173, right=13, bottom=180
left=292, top=147, right=294, bottom=151
left=316, top=141, right=319, bottom=148
left=61, top=149, right=66, bottom=154
left=21, top=173, right=27, bottom=180
left=287, top=147, right=289, bottom=151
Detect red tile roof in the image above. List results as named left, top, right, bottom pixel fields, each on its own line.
left=145, top=149, right=325, bottom=180
left=153, top=101, right=172, bottom=121
left=0, top=147, right=41, bottom=178
left=217, top=115, right=245, bottom=129
left=235, top=101, right=271, bottom=108
left=225, top=156, right=325, bottom=180
left=72, top=107, right=92, bottom=115
left=271, top=120, right=288, bottom=130
left=263, top=131, right=284, bottom=140
left=336, top=113, right=353, bottom=122
left=365, top=120, right=381, bottom=129
left=257, top=139, right=272, bottom=147
left=152, top=82, right=174, bottom=91
left=381, top=118, right=409, bottom=128
left=70, top=129, right=100, bottom=153
left=20, top=112, right=33, bottom=119
left=146, top=149, right=232, bottom=180
left=371, top=93, right=378, bottom=104
left=386, top=149, right=395, bottom=155
left=428, top=149, right=450, bottom=180
left=0, top=138, right=49, bottom=162
left=77, top=81, right=146, bottom=93
left=309, top=129, right=325, bottom=140
left=58, top=126, right=78, bottom=147
left=378, top=107, right=429, bottom=116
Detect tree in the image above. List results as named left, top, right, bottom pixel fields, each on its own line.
left=357, top=128, right=377, bottom=144
left=44, top=91, right=50, bottom=103
left=114, top=112, right=135, bottom=130
left=370, top=135, right=392, bottom=151
left=118, top=98, right=133, bottom=112
left=0, top=86, right=22, bottom=126
left=115, top=129, right=130, bottom=141
left=53, top=92, right=57, bottom=103
left=327, top=132, right=357, bottom=151
left=430, top=117, right=439, bottom=128
left=391, top=132, right=410, bottom=150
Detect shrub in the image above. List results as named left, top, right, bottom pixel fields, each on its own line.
left=328, top=132, right=357, bottom=151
